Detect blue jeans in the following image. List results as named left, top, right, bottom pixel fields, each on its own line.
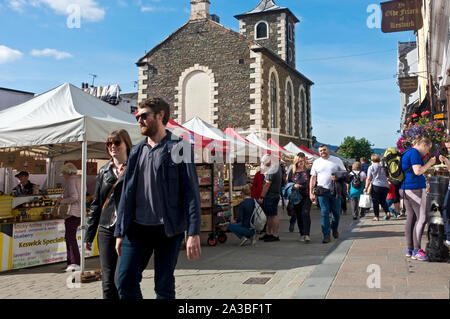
left=318, top=193, right=341, bottom=238
left=116, top=223, right=184, bottom=299
left=385, top=199, right=397, bottom=215
left=228, top=224, right=255, bottom=239
left=443, top=188, right=450, bottom=241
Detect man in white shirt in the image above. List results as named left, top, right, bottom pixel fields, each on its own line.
left=309, top=145, right=346, bottom=243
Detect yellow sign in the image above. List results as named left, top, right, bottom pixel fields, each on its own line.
left=434, top=113, right=444, bottom=120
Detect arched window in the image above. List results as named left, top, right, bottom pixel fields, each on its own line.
left=270, top=74, right=277, bottom=129
left=256, top=22, right=268, bottom=39
left=183, top=71, right=211, bottom=123
left=287, top=84, right=293, bottom=135
left=300, top=90, right=306, bottom=138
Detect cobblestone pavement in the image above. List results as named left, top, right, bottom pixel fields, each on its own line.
left=0, top=204, right=448, bottom=299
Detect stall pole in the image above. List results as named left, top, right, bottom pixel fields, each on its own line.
left=229, top=162, right=233, bottom=220
left=80, top=139, right=87, bottom=273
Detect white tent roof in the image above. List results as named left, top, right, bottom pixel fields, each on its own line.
left=182, top=117, right=258, bottom=157
left=284, top=142, right=319, bottom=161
left=246, top=133, right=280, bottom=153
left=0, top=83, right=141, bottom=149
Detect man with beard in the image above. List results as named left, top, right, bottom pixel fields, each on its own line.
left=114, top=97, right=201, bottom=299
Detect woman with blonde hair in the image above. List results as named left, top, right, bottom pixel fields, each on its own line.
left=364, top=154, right=390, bottom=221
left=56, top=162, right=82, bottom=272
left=401, top=136, right=436, bottom=260
left=287, top=152, right=312, bottom=243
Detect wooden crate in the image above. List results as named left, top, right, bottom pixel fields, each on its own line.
left=200, top=191, right=212, bottom=208
left=0, top=196, right=13, bottom=218
left=197, top=169, right=212, bottom=186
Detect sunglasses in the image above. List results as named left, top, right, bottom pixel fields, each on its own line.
left=106, top=140, right=122, bottom=148
left=135, top=111, right=155, bottom=122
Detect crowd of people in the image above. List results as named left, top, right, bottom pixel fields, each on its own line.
left=7, top=95, right=450, bottom=299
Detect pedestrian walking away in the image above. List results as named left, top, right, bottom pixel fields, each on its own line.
left=365, top=154, right=391, bottom=221
left=286, top=153, right=312, bottom=243
left=400, top=137, right=436, bottom=261
left=348, top=162, right=366, bottom=220
left=309, top=145, right=347, bottom=244
left=84, top=129, right=133, bottom=299
left=114, top=97, right=202, bottom=299
left=258, top=154, right=282, bottom=242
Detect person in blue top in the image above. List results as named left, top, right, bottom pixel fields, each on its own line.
left=228, top=184, right=256, bottom=246
left=347, top=162, right=366, bottom=220
left=400, top=137, right=436, bottom=261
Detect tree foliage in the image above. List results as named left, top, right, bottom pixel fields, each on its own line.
left=337, top=136, right=373, bottom=161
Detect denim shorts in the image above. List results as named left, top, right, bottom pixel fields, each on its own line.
left=263, top=196, right=280, bottom=217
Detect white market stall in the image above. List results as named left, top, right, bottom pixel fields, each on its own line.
left=0, top=83, right=141, bottom=272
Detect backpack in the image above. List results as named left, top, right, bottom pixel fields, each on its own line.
left=425, top=207, right=449, bottom=262
left=351, top=171, right=363, bottom=189
left=382, top=148, right=407, bottom=186
left=250, top=199, right=267, bottom=232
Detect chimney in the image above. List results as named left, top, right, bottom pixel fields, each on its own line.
left=190, top=0, right=210, bottom=21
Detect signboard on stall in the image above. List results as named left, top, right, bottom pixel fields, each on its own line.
left=11, top=220, right=96, bottom=269
left=381, top=0, right=423, bottom=33
left=434, top=113, right=445, bottom=120
left=0, top=153, right=46, bottom=174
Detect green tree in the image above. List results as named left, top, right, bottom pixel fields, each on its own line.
left=337, top=136, right=373, bottom=162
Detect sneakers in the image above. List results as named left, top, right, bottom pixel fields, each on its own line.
left=322, top=237, right=331, bottom=244
left=264, top=235, right=280, bottom=242
left=298, top=236, right=305, bottom=242
left=406, top=248, right=413, bottom=258
left=411, top=249, right=427, bottom=261
left=239, top=237, right=249, bottom=246
left=65, top=264, right=80, bottom=272
left=304, top=235, right=311, bottom=243
left=259, top=234, right=270, bottom=241
left=382, top=214, right=390, bottom=221
left=332, top=229, right=339, bottom=239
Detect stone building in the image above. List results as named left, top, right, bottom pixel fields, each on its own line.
left=137, top=0, right=314, bottom=147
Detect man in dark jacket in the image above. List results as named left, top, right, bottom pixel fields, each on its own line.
left=114, top=97, right=201, bottom=299
left=12, top=171, right=35, bottom=196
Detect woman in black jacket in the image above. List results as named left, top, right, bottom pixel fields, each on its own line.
left=84, top=129, right=133, bottom=299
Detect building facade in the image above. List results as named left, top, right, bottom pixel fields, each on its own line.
left=137, top=0, right=314, bottom=147
left=0, top=87, right=34, bottom=111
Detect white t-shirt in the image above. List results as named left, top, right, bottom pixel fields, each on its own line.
left=310, top=156, right=346, bottom=190
left=349, top=170, right=367, bottom=182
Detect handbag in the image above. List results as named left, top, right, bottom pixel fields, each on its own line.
left=359, top=194, right=372, bottom=209
left=287, top=202, right=296, bottom=217
left=366, top=182, right=373, bottom=196
left=51, top=203, right=72, bottom=219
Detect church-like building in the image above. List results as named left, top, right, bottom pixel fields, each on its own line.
left=137, top=0, right=314, bottom=147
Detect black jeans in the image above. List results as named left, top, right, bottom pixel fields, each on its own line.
left=117, top=223, right=184, bottom=299
left=98, top=226, right=119, bottom=299
left=294, top=198, right=312, bottom=236
left=372, top=185, right=390, bottom=218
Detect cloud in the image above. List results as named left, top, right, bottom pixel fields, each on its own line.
left=0, top=45, right=23, bottom=64
left=7, top=0, right=105, bottom=22
left=141, top=6, right=177, bottom=13
left=30, top=48, right=73, bottom=60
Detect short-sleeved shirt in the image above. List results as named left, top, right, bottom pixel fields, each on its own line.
left=310, top=156, right=346, bottom=190
left=401, top=148, right=426, bottom=190
left=367, top=164, right=389, bottom=189
left=264, top=165, right=282, bottom=199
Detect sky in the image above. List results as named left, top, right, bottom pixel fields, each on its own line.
left=0, top=0, right=417, bottom=149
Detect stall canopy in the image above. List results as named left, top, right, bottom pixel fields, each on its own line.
left=245, top=133, right=281, bottom=156
left=0, top=82, right=141, bottom=149
left=267, top=138, right=291, bottom=155
left=284, top=142, right=319, bottom=162
left=283, top=142, right=302, bottom=154
left=299, top=145, right=319, bottom=157
left=167, top=118, right=219, bottom=150
left=183, top=117, right=258, bottom=158
left=0, top=82, right=142, bottom=273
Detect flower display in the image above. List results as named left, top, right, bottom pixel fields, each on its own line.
left=397, top=118, right=448, bottom=160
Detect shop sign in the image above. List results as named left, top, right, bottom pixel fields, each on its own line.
left=399, top=76, right=418, bottom=94
left=381, top=0, right=423, bottom=33
left=434, top=113, right=445, bottom=120
left=11, top=220, right=94, bottom=269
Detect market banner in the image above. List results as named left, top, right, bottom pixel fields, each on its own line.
left=10, top=220, right=96, bottom=269
left=381, top=0, right=423, bottom=33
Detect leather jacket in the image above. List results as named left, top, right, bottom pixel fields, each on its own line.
left=85, top=161, right=125, bottom=243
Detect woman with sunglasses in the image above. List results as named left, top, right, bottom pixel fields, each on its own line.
left=84, top=129, right=133, bottom=299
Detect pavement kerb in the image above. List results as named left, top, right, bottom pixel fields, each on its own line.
left=293, top=218, right=362, bottom=299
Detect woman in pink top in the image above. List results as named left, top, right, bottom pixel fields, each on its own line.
left=56, top=162, right=82, bottom=272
